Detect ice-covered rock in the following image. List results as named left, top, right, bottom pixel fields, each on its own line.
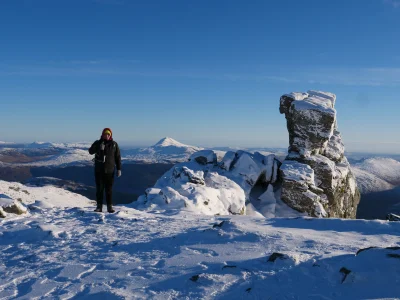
left=279, top=91, right=360, bottom=218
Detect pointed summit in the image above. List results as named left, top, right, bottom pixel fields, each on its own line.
left=154, top=137, right=189, bottom=148
left=123, top=137, right=203, bottom=163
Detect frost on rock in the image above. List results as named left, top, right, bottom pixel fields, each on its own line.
left=323, top=130, right=345, bottom=162
left=279, top=161, right=324, bottom=217
left=279, top=90, right=360, bottom=218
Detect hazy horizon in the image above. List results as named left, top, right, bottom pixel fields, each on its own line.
left=1, top=136, right=400, bottom=155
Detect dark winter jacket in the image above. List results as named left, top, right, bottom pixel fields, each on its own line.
left=89, top=139, right=121, bottom=174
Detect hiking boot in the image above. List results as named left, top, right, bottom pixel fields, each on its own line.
left=107, top=207, right=115, bottom=213
left=94, top=207, right=102, bottom=212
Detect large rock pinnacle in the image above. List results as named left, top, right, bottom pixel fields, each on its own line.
left=279, top=90, right=360, bottom=218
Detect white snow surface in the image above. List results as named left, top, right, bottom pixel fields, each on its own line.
left=282, top=92, right=309, bottom=101
left=279, top=160, right=314, bottom=185
left=292, top=96, right=336, bottom=115
left=1, top=181, right=400, bottom=299
left=307, top=90, right=337, bottom=107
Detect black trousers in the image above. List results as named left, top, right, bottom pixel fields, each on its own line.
left=95, top=171, right=114, bottom=208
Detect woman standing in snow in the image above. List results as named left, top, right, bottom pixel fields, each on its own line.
left=89, top=128, right=122, bottom=213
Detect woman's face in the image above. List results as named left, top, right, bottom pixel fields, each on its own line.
left=102, top=133, right=111, bottom=140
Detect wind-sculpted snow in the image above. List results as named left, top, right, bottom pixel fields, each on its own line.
left=280, top=91, right=360, bottom=218
left=1, top=198, right=400, bottom=299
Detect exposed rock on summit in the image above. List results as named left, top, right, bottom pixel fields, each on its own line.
left=279, top=90, right=360, bottom=218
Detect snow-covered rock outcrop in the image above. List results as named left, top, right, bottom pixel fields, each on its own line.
left=0, top=194, right=27, bottom=218
left=279, top=90, right=360, bottom=218
left=134, top=150, right=282, bottom=216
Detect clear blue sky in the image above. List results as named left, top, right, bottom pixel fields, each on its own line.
left=1, top=0, right=399, bottom=153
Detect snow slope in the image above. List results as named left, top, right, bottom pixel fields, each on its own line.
left=1, top=181, right=400, bottom=299
left=352, top=168, right=394, bottom=194
left=351, top=157, right=400, bottom=193
left=17, top=149, right=93, bottom=167
left=353, top=157, right=400, bottom=185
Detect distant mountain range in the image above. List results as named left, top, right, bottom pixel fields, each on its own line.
left=351, top=157, right=400, bottom=193
left=1, top=138, right=400, bottom=195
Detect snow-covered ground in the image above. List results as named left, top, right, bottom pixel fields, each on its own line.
left=0, top=180, right=95, bottom=208
left=1, top=181, right=400, bottom=299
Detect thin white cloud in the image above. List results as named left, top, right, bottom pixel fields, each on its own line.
left=0, top=63, right=297, bottom=83
left=2, top=62, right=400, bottom=87
left=297, top=67, right=400, bottom=87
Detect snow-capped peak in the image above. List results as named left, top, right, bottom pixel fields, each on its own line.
left=153, top=137, right=191, bottom=148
